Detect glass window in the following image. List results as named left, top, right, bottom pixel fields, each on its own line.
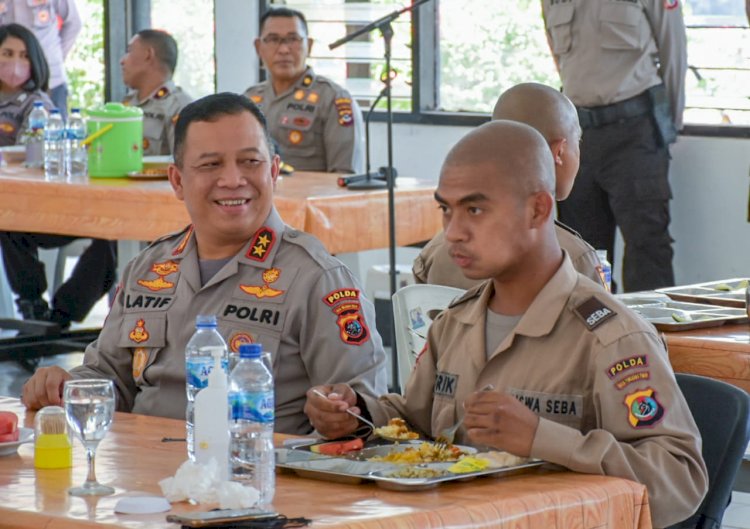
left=66, top=0, right=105, bottom=110
left=268, top=0, right=413, bottom=112
left=151, top=0, right=216, bottom=98
left=438, top=0, right=557, bottom=114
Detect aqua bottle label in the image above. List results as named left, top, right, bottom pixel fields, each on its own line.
left=229, top=391, right=274, bottom=423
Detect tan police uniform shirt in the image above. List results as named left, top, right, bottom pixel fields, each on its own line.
left=244, top=67, right=365, bottom=173
left=71, top=207, right=388, bottom=435
left=413, top=221, right=605, bottom=289
left=122, top=80, right=193, bottom=156
left=363, top=254, right=707, bottom=528
left=542, top=0, right=687, bottom=128
left=0, top=90, right=53, bottom=146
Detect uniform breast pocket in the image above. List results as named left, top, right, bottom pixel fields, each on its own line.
left=142, top=115, right=166, bottom=155
left=545, top=4, right=575, bottom=55
left=118, top=313, right=167, bottom=384
left=279, top=112, right=320, bottom=156
left=222, top=323, right=282, bottom=370
left=29, top=1, right=53, bottom=29
left=599, top=3, right=647, bottom=51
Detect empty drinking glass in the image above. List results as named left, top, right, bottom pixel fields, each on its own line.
left=63, top=379, right=116, bottom=496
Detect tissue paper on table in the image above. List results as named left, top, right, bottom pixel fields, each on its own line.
left=159, top=459, right=260, bottom=509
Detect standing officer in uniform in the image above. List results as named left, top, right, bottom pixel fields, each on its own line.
left=542, top=0, right=687, bottom=292
left=245, top=7, right=365, bottom=174
left=306, top=121, right=707, bottom=528
left=0, top=0, right=81, bottom=116
left=121, top=29, right=192, bottom=156
left=413, top=82, right=604, bottom=290
left=21, top=93, right=387, bottom=435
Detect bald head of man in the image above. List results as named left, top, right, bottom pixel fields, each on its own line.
left=435, top=120, right=560, bottom=284
left=492, top=82, right=581, bottom=200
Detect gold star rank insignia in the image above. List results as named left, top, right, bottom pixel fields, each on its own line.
left=245, top=226, right=276, bottom=262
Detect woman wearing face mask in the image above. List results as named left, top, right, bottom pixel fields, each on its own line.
left=0, top=23, right=53, bottom=146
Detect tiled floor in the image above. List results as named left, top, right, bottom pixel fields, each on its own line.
left=724, top=490, right=750, bottom=529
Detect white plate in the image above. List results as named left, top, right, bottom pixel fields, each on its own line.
left=143, top=155, right=173, bottom=165
left=0, top=427, right=34, bottom=456
left=0, top=145, right=26, bottom=163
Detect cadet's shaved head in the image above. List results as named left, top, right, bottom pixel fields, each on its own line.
left=441, top=120, right=555, bottom=198
left=492, top=82, right=580, bottom=145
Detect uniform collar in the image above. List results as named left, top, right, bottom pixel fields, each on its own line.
left=125, top=79, right=177, bottom=106
left=269, top=66, right=315, bottom=99
left=0, top=90, right=29, bottom=107
left=455, top=251, right=577, bottom=339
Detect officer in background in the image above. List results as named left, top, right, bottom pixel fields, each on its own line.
left=21, top=93, right=387, bottom=435
left=245, top=7, right=365, bottom=174
left=0, top=0, right=81, bottom=116
left=413, top=83, right=604, bottom=290
left=542, top=0, right=687, bottom=292
left=121, top=29, right=192, bottom=156
left=305, top=121, right=707, bottom=528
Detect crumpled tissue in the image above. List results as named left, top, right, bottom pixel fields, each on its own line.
left=159, top=459, right=260, bottom=509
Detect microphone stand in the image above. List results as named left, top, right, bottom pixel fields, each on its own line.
left=336, top=88, right=388, bottom=188
left=330, top=0, right=432, bottom=393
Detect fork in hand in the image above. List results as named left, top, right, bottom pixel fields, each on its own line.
left=434, top=383, right=494, bottom=450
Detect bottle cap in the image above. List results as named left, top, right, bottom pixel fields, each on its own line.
left=239, top=343, right=262, bottom=359
left=195, top=314, right=217, bottom=328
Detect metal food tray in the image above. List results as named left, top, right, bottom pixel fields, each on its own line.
left=275, top=445, right=544, bottom=491
left=656, top=278, right=749, bottom=309
left=616, top=292, right=749, bottom=331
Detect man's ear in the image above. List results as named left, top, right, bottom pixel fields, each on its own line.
left=168, top=163, right=185, bottom=201
left=270, top=154, right=281, bottom=187
left=306, top=37, right=314, bottom=55
left=254, top=38, right=262, bottom=63
left=549, top=138, right=567, bottom=167
left=529, top=191, right=554, bottom=228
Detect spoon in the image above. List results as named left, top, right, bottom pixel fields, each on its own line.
left=311, top=389, right=410, bottom=442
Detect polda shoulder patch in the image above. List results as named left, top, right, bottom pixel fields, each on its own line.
left=574, top=296, right=617, bottom=330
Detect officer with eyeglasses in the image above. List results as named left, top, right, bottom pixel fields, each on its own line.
left=245, top=7, right=365, bottom=174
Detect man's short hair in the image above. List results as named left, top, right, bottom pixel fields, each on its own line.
left=136, top=29, right=178, bottom=75
left=173, top=92, right=275, bottom=167
left=0, top=23, right=49, bottom=92
left=259, top=7, right=309, bottom=36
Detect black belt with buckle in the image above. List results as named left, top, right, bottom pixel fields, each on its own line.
left=577, top=91, right=652, bottom=129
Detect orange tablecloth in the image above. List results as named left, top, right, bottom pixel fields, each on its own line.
left=0, top=398, right=652, bottom=529
left=0, top=167, right=441, bottom=255
left=666, top=323, right=750, bottom=393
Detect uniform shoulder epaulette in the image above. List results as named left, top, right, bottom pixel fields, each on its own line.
left=144, top=224, right=192, bottom=251
left=554, top=219, right=584, bottom=239
left=281, top=228, right=340, bottom=270
left=448, top=282, right=485, bottom=308
left=573, top=295, right=617, bottom=331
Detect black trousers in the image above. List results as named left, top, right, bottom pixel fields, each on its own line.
left=557, top=113, right=675, bottom=292
left=0, top=232, right=116, bottom=322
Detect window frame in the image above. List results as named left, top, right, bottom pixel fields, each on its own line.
left=257, top=1, right=749, bottom=138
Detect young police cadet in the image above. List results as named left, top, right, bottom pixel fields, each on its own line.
left=245, top=7, right=364, bottom=174
left=22, top=93, right=387, bottom=435
left=413, top=83, right=604, bottom=290
left=306, top=121, right=707, bottom=528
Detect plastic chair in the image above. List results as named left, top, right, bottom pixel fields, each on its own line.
left=391, top=284, right=465, bottom=391
left=667, top=373, right=750, bottom=529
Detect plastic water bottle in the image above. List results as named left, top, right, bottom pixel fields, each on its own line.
left=596, top=250, right=612, bottom=292
left=185, top=314, right=228, bottom=461
left=65, top=108, right=87, bottom=181
left=25, top=102, right=47, bottom=168
left=44, top=109, right=65, bottom=180
left=228, top=343, right=275, bottom=506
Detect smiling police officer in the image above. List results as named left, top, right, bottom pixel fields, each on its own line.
left=21, top=93, right=387, bottom=435
left=245, top=7, right=365, bottom=174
